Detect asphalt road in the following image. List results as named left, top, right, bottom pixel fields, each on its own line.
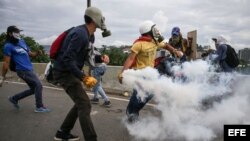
left=0, top=81, right=156, bottom=141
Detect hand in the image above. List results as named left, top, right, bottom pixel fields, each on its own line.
left=0, top=76, right=5, bottom=87
left=102, top=55, right=110, bottom=64
left=207, top=49, right=215, bottom=53
left=37, top=50, right=43, bottom=56
left=175, top=50, right=184, bottom=58
left=82, top=76, right=97, bottom=88
left=117, top=72, right=123, bottom=84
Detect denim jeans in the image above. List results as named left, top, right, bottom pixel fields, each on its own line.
left=53, top=70, right=97, bottom=141
left=126, top=89, right=154, bottom=116
left=92, top=65, right=108, bottom=102
left=12, top=70, right=43, bottom=108
left=92, top=79, right=108, bottom=101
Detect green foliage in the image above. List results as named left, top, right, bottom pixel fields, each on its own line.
left=100, top=46, right=129, bottom=66
left=0, top=32, right=49, bottom=63
left=0, top=32, right=7, bottom=61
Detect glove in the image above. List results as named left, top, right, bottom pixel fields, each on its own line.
left=82, top=76, right=97, bottom=88
left=118, top=72, right=123, bottom=84
left=0, top=76, right=5, bottom=87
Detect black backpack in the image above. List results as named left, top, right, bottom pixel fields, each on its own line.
left=224, top=45, right=239, bottom=68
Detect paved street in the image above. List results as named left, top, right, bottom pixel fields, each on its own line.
left=0, top=81, right=156, bottom=141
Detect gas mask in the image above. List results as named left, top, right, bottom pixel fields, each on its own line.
left=171, top=35, right=181, bottom=46
left=152, top=26, right=164, bottom=42
left=99, top=17, right=111, bottom=38
left=85, top=7, right=111, bottom=38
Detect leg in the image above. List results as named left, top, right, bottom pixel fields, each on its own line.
left=96, top=81, right=109, bottom=102
left=91, top=82, right=100, bottom=104
left=56, top=72, right=97, bottom=141
left=92, top=81, right=99, bottom=99
left=13, top=71, right=43, bottom=108
left=126, top=89, right=154, bottom=115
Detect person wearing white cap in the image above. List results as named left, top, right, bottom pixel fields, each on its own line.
left=118, top=20, right=183, bottom=123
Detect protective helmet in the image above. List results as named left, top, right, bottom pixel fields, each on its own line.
left=85, top=7, right=105, bottom=30
left=171, top=27, right=180, bottom=36
left=139, top=20, right=155, bottom=35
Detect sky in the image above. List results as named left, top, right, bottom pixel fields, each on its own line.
left=0, top=0, right=250, bottom=50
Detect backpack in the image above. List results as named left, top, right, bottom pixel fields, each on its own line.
left=49, top=27, right=74, bottom=59
left=224, top=45, right=239, bottom=68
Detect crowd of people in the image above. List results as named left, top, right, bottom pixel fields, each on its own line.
left=0, top=6, right=238, bottom=141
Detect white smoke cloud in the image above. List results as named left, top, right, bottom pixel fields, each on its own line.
left=122, top=60, right=250, bottom=141
left=152, top=10, right=169, bottom=33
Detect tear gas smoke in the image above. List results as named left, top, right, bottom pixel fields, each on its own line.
left=122, top=60, right=250, bottom=141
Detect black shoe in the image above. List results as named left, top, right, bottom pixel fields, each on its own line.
left=127, top=114, right=139, bottom=124
left=90, top=98, right=99, bottom=104
left=8, top=96, right=19, bottom=109
left=54, top=130, right=80, bottom=141
left=103, top=101, right=111, bottom=108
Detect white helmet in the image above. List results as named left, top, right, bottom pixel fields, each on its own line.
left=139, top=20, right=155, bottom=35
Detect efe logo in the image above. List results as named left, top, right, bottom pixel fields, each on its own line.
left=224, top=125, right=250, bottom=141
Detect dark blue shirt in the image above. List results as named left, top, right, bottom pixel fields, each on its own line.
left=3, top=40, right=33, bottom=71
left=54, top=25, right=92, bottom=79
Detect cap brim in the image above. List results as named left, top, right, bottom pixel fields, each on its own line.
left=13, top=29, right=23, bottom=32
left=212, top=38, right=217, bottom=42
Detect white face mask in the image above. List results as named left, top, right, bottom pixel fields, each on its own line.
left=12, top=32, right=21, bottom=40
left=152, top=26, right=164, bottom=42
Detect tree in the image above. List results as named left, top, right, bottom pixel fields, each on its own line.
left=100, top=46, right=129, bottom=66
left=0, top=32, right=49, bottom=63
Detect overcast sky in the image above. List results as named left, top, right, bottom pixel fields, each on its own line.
left=0, top=0, right=249, bottom=49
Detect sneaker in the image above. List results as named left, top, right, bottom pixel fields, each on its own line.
left=34, top=107, right=50, bottom=113
left=54, top=130, right=80, bottom=141
left=8, top=96, right=20, bottom=109
left=90, top=98, right=99, bottom=104
left=103, top=101, right=111, bottom=108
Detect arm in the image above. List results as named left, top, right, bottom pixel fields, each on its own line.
left=118, top=52, right=136, bottom=84
left=163, top=43, right=183, bottom=57
left=29, top=50, right=42, bottom=58
left=121, top=52, right=137, bottom=72
left=95, top=54, right=110, bottom=64
left=1, top=56, right=11, bottom=78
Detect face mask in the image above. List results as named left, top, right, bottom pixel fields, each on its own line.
left=12, top=32, right=21, bottom=40
left=172, top=36, right=180, bottom=45
left=152, top=26, right=164, bottom=42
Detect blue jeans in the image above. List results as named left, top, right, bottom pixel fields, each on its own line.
left=12, top=70, right=43, bottom=108
left=126, top=89, right=154, bottom=116
left=92, top=79, right=109, bottom=101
